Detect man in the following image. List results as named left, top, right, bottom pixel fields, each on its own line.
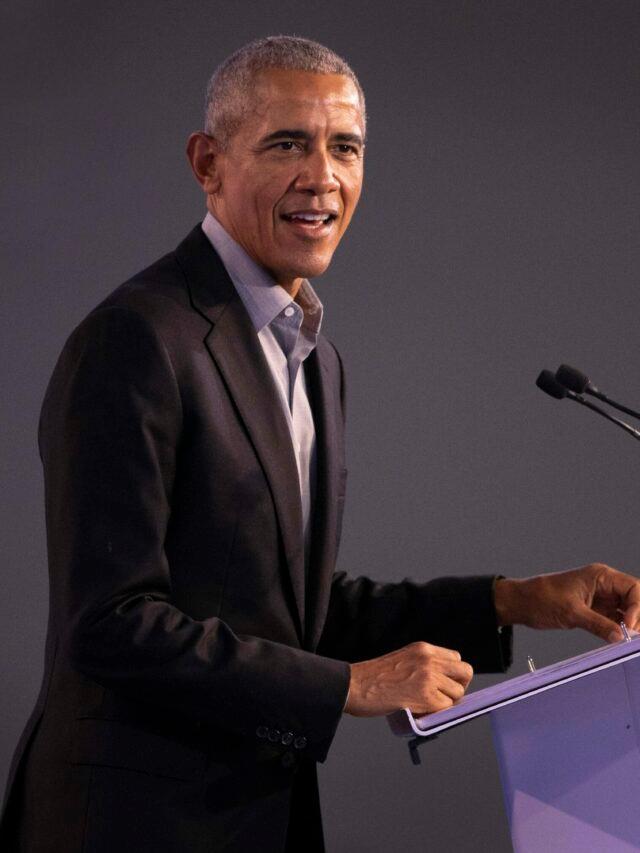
left=2, top=35, right=639, bottom=853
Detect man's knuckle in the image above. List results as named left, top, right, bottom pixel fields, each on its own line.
left=412, top=641, right=431, bottom=658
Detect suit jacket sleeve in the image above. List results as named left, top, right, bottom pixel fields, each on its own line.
left=40, top=305, right=349, bottom=762
left=316, top=572, right=512, bottom=671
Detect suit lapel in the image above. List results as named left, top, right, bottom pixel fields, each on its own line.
left=304, top=337, right=344, bottom=650
left=175, top=226, right=306, bottom=639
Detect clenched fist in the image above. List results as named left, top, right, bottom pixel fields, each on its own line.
left=344, top=641, right=473, bottom=717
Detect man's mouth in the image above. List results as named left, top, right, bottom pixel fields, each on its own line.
left=280, top=210, right=338, bottom=236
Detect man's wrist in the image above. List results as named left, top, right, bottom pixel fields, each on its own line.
left=342, top=663, right=353, bottom=712
left=494, top=576, right=527, bottom=627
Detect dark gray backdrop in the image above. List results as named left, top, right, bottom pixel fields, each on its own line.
left=3, top=1, right=639, bottom=850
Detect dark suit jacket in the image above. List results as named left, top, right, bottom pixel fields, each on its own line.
left=0, top=225, right=511, bottom=852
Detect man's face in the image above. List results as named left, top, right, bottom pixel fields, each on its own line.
left=207, top=68, right=364, bottom=292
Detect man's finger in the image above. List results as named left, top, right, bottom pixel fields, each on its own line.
left=574, top=604, right=622, bottom=642
left=623, top=604, right=640, bottom=632
left=437, top=674, right=467, bottom=702
left=439, top=658, right=474, bottom=686
left=600, top=568, right=640, bottom=631
left=598, top=567, right=640, bottom=608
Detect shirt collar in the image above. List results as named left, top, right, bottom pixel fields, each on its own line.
left=201, top=212, right=323, bottom=336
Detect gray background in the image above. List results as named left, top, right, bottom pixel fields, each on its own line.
left=2, top=1, right=639, bottom=850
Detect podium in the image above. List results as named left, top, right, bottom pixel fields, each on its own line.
left=388, top=637, right=640, bottom=852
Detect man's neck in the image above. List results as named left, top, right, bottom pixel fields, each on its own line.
left=205, top=205, right=304, bottom=298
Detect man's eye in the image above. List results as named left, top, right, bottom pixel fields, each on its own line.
left=276, top=141, right=298, bottom=151
left=336, top=144, right=358, bottom=156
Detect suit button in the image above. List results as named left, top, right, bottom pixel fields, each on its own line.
left=268, top=728, right=281, bottom=743
left=281, top=751, right=297, bottom=770
left=256, top=725, right=268, bottom=739
left=293, top=736, right=307, bottom=750
left=281, top=731, right=294, bottom=746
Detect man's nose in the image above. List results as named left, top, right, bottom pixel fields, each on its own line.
left=294, top=149, right=339, bottom=194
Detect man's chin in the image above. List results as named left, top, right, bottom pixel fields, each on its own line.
left=278, top=251, right=335, bottom=282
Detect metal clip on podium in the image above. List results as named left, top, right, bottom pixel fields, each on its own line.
left=388, top=634, right=640, bottom=852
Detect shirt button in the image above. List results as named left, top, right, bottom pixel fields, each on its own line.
left=256, top=725, right=268, bottom=739
left=268, top=728, right=281, bottom=743
left=293, top=736, right=307, bottom=750
left=281, top=731, right=294, bottom=746
left=284, top=306, right=295, bottom=317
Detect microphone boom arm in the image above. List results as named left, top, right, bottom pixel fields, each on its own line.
left=588, top=389, right=640, bottom=423
left=573, top=393, right=640, bottom=441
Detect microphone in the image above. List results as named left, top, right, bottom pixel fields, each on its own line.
left=555, top=364, right=640, bottom=421
left=536, top=369, right=640, bottom=441
left=536, top=370, right=569, bottom=400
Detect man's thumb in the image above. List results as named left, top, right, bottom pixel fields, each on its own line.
left=574, top=605, right=622, bottom=643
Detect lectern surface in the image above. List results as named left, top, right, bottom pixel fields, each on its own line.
left=387, top=636, right=640, bottom=738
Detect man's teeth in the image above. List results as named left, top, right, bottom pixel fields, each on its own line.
left=287, top=213, right=331, bottom=222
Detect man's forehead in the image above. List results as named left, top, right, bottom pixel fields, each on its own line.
left=251, top=68, right=363, bottom=127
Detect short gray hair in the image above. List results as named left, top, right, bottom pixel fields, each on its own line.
left=204, top=35, right=366, bottom=148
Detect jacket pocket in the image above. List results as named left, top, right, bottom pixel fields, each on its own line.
left=69, top=717, right=207, bottom=782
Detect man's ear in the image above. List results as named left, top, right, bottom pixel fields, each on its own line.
left=186, top=132, right=223, bottom=194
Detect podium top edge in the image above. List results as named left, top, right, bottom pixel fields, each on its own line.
left=388, top=636, right=640, bottom=739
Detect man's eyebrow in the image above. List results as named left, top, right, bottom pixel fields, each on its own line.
left=260, top=129, right=364, bottom=147
left=332, top=132, right=364, bottom=147
left=260, top=129, right=311, bottom=144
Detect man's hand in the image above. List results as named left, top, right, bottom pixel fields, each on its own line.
left=344, top=642, right=473, bottom=717
left=494, top=563, right=640, bottom=642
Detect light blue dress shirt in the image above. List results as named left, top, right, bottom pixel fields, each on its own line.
left=201, top=212, right=323, bottom=568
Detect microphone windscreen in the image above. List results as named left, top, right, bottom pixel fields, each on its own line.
left=536, top=370, right=567, bottom=400
left=556, top=364, right=589, bottom=394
